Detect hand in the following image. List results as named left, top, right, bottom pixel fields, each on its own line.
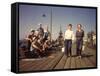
left=39, top=49, right=43, bottom=52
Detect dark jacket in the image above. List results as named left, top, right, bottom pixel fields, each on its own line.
left=76, top=30, right=84, bottom=40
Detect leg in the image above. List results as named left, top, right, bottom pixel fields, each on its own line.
left=76, top=40, right=80, bottom=56
left=79, top=39, right=83, bottom=56
left=68, top=40, right=72, bottom=56
left=64, top=40, right=67, bottom=55
left=64, top=40, right=68, bottom=56
left=27, top=40, right=31, bottom=51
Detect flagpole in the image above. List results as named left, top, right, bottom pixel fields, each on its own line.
left=50, top=8, right=52, bottom=41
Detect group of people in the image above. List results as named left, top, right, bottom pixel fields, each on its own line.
left=64, top=24, right=84, bottom=58
left=21, top=23, right=84, bottom=58
left=25, top=24, right=51, bottom=58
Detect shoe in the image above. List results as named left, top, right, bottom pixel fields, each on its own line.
left=70, top=54, right=72, bottom=57
left=65, top=54, right=68, bottom=57
left=77, top=56, right=81, bottom=58
left=79, top=56, right=81, bottom=58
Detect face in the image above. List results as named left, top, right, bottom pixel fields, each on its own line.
left=31, top=31, right=35, bottom=35
left=44, top=25, right=47, bottom=31
left=67, top=25, right=72, bottom=30
left=77, top=24, right=82, bottom=29
left=48, top=37, right=50, bottom=41
left=40, top=24, right=42, bottom=28
left=35, top=31, right=39, bottom=36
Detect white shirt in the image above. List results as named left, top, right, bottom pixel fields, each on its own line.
left=64, top=29, right=74, bottom=40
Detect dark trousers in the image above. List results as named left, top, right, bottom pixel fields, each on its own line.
left=76, top=39, right=83, bottom=56
left=27, top=40, right=31, bottom=51
left=64, top=39, right=72, bottom=56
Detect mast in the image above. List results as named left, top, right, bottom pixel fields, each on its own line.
left=50, top=8, right=52, bottom=41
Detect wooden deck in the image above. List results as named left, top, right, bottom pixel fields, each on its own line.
left=19, top=46, right=96, bottom=72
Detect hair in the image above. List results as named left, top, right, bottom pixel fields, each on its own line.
left=31, top=30, right=35, bottom=32
left=77, top=24, right=82, bottom=27
left=68, top=24, right=72, bottom=27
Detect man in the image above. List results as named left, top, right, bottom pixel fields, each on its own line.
left=76, top=24, right=84, bottom=58
left=37, top=23, right=44, bottom=38
left=43, top=26, right=49, bottom=41
left=43, top=37, right=51, bottom=51
left=31, top=31, right=44, bottom=58
left=64, top=24, right=74, bottom=57
left=25, top=29, right=35, bottom=51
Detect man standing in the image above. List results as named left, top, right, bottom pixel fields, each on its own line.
left=76, top=24, right=84, bottom=58
left=64, top=24, right=74, bottom=57
left=37, top=23, right=44, bottom=38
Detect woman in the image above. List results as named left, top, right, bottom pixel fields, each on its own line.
left=64, top=24, right=74, bottom=57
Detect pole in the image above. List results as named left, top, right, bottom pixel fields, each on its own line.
left=50, top=8, right=52, bottom=41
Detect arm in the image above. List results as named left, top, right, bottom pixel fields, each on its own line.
left=72, top=33, right=75, bottom=40
left=76, top=30, right=78, bottom=38
left=43, top=41, right=49, bottom=50
left=82, top=30, right=84, bottom=37
left=72, top=31, right=75, bottom=41
left=64, top=31, right=66, bottom=40
left=25, top=34, right=32, bottom=42
left=25, top=38, right=32, bottom=41
left=32, top=42, right=42, bottom=52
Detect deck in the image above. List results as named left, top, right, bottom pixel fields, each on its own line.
left=19, top=46, right=96, bottom=72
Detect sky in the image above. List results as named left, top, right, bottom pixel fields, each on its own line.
left=19, top=4, right=96, bottom=40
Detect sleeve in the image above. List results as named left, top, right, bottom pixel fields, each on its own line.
left=82, top=30, right=84, bottom=37
left=64, top=31, right=66, bottom=40
left=72, top=31, right=75, bottom=41
left=76, top=31, right=78, bottom=38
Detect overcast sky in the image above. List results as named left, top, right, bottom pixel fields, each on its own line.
left=19, top=4, right=96, bottom=40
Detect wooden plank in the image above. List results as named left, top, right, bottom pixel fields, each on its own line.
left=19, top=58, right=48, bottom=71
left=83, top=57, right=95, bottom=68
left=70, top=57, right=76, bottom=68
left=34, top=57, right=54, bottom=70
left=80, top=57, right=94, bottom=68
left=19, top=53, right=58, bottom=71
left=54, top=55, right=67, bottom=69
left=80, top=58, right=87, bottom=68
left=19, top=61, right=34, bottom=70
left=64, top=57, right=71, bottom=69
left=41, top=52, right=63, bottom=70
left=86, top=47, right=96, bottom=54
left=78, top=46, right=96, bottom=68
left=88, top=56, right=96, bottom=66
left=27, top=54, right=58, bottom=71
left=19, top=60, right=33, bottom=68
left=83, top=46, right=96, bottom=66
left=75, top=57, right=81, bottom=68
